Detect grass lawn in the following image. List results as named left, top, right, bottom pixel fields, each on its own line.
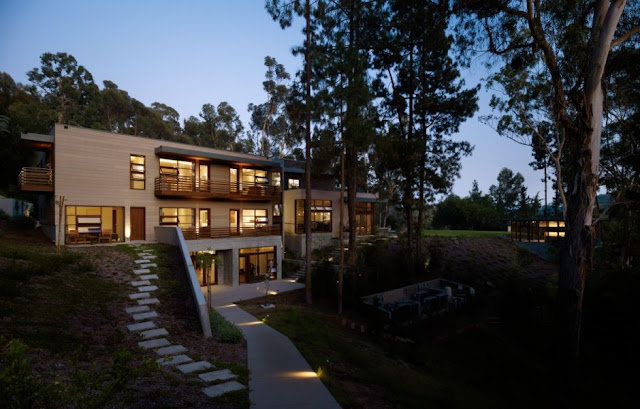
left=422, top=230, right=509, bottom=237
left=238, top=290, right=552, bottom=409
left=423, top=229, right=508, bottom=238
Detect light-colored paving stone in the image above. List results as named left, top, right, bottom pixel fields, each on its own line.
left=131, top=280, right=151, bottom=287
left=140, top=328, right=168, bottom=339
left=142, top=255, right=157, bottom=259
left=155, top=345, right=188, bottom=356
left=157, top=354, right=192, bottom=366
left=133, top=311, right=158, bottom=321
left=141, top=263, right=157, bottom=268
left=138, top=338, right=170, bottom=349
left=126, top=305, right=150, bottom=314
left=134, top=259, right=148, bottom=264
left=129, top=292, right=149, bottom=300
left=177, top=361, right=214, bottom=374
left=138, top=274, right=158, bottom=280
left=138, top=285, right=158, bottom=292
left=127, top=321, right=156, bottom=332
left=131, top=280, right=151, bottom=286
left=202, top=381, right=245, bottom=398
left=133, top=268, right=151, bottom=275
left=137, top=297, right=160, bottom=305
left=198, top=369, right=237, bottom=383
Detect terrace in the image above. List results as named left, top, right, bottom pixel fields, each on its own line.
left=18, top=167, right=54, bottom=192
left=154, top=175, right=281, bottom=201
left=181, top=225, right=281, bottom=240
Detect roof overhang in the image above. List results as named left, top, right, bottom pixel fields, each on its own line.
left=21, top=133, right=54, bottom=149
left=155, top=145, right=282, bottom=168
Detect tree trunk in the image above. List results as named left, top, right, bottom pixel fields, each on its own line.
left=304, top=0, right=312, bottom=305
left=339, top=145, right=345, bottom=314
left=347, top=145, right=358, bottom=268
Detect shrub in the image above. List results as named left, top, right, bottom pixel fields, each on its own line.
left=8, top=216, right=37, bottom=230
left=209, top=308, right=243, bottom=344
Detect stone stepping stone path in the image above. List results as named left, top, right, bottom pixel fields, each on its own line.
left=124, top=248, right=246, bottom=400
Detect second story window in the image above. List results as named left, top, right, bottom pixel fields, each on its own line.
left=160, top=207, right=195, bottom=228
left=288, top=178, right=300, bottom=189
left=130, top=155, right=145, bottom=190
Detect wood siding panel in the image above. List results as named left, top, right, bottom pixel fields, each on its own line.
left=52, top=125, right=279, bottom=242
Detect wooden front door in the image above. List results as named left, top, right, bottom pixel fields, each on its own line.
left=130, top=207, right=145, bottom=240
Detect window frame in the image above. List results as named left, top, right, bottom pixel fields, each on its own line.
left=130, top=154, right=146, bottom=190
left=159, top=207, right=195, bottom=228
left=295, top=199, right=332, bottom=233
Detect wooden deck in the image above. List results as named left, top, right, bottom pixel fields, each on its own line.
left=18, top=167, right=54, bottom=192
left=155, top=176, right=280, bottom=201
left=181, top=225, right=281, bottom=240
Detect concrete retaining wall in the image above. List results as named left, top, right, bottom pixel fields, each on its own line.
left=155, top=226, right=212, bottom=338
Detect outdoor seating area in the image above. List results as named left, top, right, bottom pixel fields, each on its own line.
left=362, top=279, right=476, bottom=326
left=67, top=228, right=118, bottom=245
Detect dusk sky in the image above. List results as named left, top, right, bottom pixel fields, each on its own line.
left=0, top=0, right=549, bottom=202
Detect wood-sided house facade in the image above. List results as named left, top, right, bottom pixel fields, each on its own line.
left=281, top=159, right=378, bottom=258
left=18, top=124, right=283, bottom=287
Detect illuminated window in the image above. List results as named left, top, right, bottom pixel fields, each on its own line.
left=159, top=158, right=194, bottom=177
left=273, top=203, right=282, bottom=217
left=242, top=168, right=268, bottom=185
left=242, top=209, right=268, bottom=228
left=272, top=172, right=281, bottom=187
left=288, top=178, right=300, bottom=189
left=199, top=209, right=209, bottom=228
left=160, top=207, right=195, bottom=228
left=296, top=200, right=332, bottom=233
left=130, top=155, right=145, bottom=189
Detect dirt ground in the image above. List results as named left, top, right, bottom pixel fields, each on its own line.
left=0, top=228, right=247, bottom=409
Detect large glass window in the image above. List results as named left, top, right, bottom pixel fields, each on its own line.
left=199, top=209, right=210, bottom=228
left=130, top=155, right=145, bottom=190
left=356, top=202, right=374, bottom=235
left=66, top=206, right=124, bottom=244
left=242, top=168, right=268, bottom=185
left=160, top=207, right=195, bottom=228
left=242, top=209, right=268, bottom=228
left=296, top=200, right=332, bottom=233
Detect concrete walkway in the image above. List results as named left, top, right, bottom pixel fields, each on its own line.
left=207, top=281, right=341, bottom=409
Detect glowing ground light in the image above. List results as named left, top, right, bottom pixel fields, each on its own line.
left=279, top=371, right=318, bottom=379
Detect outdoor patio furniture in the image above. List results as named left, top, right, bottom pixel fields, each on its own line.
left=99, top=229, right=112, bottom=243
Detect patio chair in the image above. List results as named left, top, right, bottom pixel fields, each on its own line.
left=99, top=229, right=112, bottom=243
left=67, top=230, right=79, bottom=245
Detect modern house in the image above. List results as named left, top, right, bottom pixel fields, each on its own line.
left=281, top=159, right=378, bottom=258
left=508, top=218, right=565, bottom=242
left=18, top=124, right=283, bottom=287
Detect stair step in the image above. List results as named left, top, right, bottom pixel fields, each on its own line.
left=202, top=381, right=245, bottom=398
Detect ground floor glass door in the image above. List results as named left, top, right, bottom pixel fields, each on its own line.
left=239, top=247, right=276, bottom=283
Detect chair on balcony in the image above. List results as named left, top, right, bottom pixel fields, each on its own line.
left=67, top=230, right=79, bottom=245
left=99, top=229, right=112, bottom=243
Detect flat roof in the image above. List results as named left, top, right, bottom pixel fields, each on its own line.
left=21, top=132, right=54, bottom=144
left=155, top=145, right=282, bottom=168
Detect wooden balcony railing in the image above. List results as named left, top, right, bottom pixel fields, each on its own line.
left=18, top=167, right=54, bottom=192
left=181, top=225, right=281, bottom=240
left=155, top=175, right=281, bottom=201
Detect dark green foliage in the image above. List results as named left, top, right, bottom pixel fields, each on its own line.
left=209, top=308, right=243, bottom=344
left=0, top=338, right=134, bottom=409
left=0, top=338, right=50, bottom=409
left=7, top=216, right=37, bottom=230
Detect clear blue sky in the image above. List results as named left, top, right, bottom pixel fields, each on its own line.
left=0, top=0, right=549, bottom=202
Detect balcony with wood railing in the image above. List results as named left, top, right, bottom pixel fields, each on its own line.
left=155, top=175, right=281, bottom=201
left=181, top=225, right=281, bottom=240
left=18, top=167, right=54, bottom=192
